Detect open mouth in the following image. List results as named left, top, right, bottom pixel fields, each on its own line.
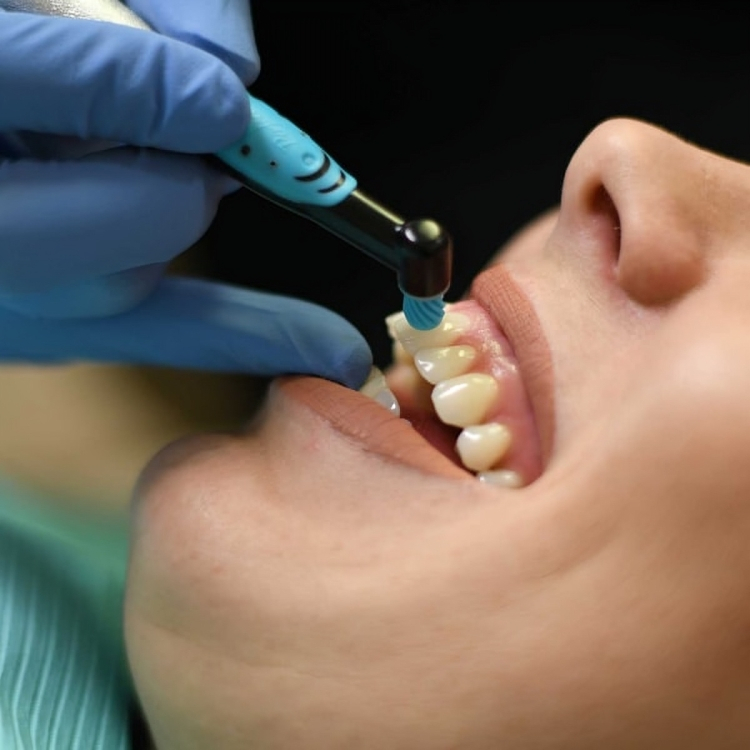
left=277, top=270, right=550, bottom=489
left=382, top=296, right=544, bottom=487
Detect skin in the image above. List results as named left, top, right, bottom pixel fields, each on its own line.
left=124, top=118, right=750, bottom=749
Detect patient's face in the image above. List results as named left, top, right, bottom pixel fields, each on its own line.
left=125, top=119, right=750, bottom=749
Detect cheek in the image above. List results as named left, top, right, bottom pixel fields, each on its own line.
left=549, top=306, right=750, bottom=552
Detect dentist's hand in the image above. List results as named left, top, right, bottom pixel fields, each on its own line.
left=0, top=1, right=372, bottom=388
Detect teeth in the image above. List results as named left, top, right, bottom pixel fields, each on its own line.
left=455, top=423, right=511, bottom=472
left=359, top=367, right=400, bottom=416
left=386, top=310, right=470, bottom=356
left=392, top=339, right=412, bottom=366
left=477, top=469, right=523, bottom=488
left=431, top=373, right=498, bottom=427
left=414, top=345, right=476, bottom=385
left=385, top=309, right=526, bottom=489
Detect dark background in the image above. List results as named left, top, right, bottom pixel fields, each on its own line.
left=201, top=1, right=750, bottom=368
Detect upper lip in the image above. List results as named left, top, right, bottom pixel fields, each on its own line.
left=470, top=263, right=556, bottom=464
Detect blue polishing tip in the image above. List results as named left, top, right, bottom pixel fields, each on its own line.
left=402, top=293, right=445, bottom=331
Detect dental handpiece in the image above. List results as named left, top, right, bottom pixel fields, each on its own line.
left=1, top=0, right=453, bottom=331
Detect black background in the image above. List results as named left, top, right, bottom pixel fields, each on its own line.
left=201, top=1, right=750, bottom=368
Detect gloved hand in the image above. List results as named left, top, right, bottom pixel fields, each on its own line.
left=0, top=1, right=372, bottom=388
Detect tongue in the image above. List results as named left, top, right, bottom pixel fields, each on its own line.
left=386, top=362, right=464, bottom=467
left=401, top=408, right=462, bottom=467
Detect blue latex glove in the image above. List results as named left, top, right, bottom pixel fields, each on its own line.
left=0, top=2, right=372, bottom=388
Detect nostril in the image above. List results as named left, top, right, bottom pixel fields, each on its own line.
left=560, top=118, right=715, bottom=307
left=589, top=186, right=622, bottom=266
left=616, top=212, right=706, bottom=307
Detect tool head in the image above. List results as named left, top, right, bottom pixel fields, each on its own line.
left=395, top=218, right=452, bottom=300
left=402, top=293, right=445, bottom=330
left=395, top=218, right=452, bottom=330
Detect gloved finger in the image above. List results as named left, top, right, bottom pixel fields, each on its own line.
left=0, top=12, right=249, bottom=151
left=0, top=264, right=168, bottom=319
left=0, top=148, right=235, bottom=293
left=127, top=0, right=260, bottom=85
left=0, top=277, right=373, bottom=389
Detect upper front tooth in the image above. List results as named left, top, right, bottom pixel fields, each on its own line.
left=414, top=345, right=476, bottom=384
left=359, top=367, right=401, bottom=416
left=455, top=422, right=511, bottom=472
left=431, top=373, right=498, bottom=427
left=387, top=310, right=470, bottom=356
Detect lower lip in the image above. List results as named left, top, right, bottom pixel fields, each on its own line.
left=275, top=376, right=471, bottom=479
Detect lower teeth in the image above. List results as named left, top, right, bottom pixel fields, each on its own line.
left=359, top=367, right=401, bottom=416
left=477, top=469, right=523, bottom=488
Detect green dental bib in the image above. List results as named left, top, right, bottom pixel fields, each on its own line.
left=0, top=476, right=132, bottom=749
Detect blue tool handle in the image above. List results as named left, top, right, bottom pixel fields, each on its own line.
left=1, top=0, right=358, bottom=208
left=217, top=94, right=357, bottom=207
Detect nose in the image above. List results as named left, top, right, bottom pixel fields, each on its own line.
left=559, top=118, right=747, bottom=306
